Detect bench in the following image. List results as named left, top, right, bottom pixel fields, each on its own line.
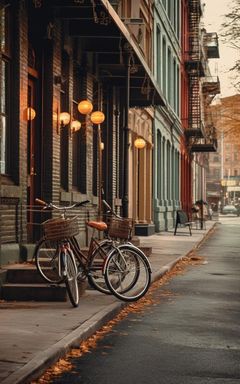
left=174, top=210, right=192, bottom=236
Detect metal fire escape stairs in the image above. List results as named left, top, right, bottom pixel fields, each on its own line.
left=185, top=0, right=205, bottom=141
left=185, top=0, right=218, bottom=153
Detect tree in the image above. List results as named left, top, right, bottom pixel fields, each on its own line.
left=210, top=95, right=240, bottom=141
left=221, top=0, right=240, bottom=92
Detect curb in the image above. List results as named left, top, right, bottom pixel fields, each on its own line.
left=2, top=223, right=217, bottom=384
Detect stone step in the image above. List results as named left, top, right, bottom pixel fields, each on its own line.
left=1, top=283, right=67, bottom=302
left=6, top=267, right=46, bottom=284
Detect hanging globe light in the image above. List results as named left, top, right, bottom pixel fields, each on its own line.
left=26, top=107, right=36, bottom=121
left=90, top=111, right=105, bottom=125
left=71, top=120, right=81, bottom=133
left=78, top=100, right=93, bottom=115
left=134, top=137, right=146, bottom=149
left=59, top=112, right=71, bottom=126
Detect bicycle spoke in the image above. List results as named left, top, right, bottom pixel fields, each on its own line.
left=35, top=238, right=63, bottom=284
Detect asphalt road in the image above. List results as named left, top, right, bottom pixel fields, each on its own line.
left=47, top=217, right=240, bottom=384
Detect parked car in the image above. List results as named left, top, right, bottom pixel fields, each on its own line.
left=222, top=205, right=239, bottom=216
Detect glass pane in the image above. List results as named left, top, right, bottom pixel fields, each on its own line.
left=0, top=8, right=6, bottom=52
left=0, top=60, right=6, bottom=113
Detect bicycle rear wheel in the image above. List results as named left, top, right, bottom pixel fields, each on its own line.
left=104, top=245, right=151, bottom=302
left=34, top=238, right=63, bottom=284
left=88, top=239, right=113, bottom=294
left=64, top=249, right=79, bottom=307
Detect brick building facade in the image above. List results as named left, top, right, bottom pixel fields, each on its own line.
left=0, top=0, right=164, bottom=265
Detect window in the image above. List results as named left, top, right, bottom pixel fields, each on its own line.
left=176, top=64, right=180, bottom=116
left=167, top=47, right=172, bottom=105
left=225, top=154, right=230, bottom=162
left=0, top=6, right=11, bottom=176
left=168, top=0, right=174, bottom=24
left=175, top=0, right=180, bottom=38
left=225, top=143, right=230, bottom=151
left=162, top=38, right=166, bottom=96
left=139, top=11, right=151, bottom=65
left=72, top=60, right=82, bottom=191
left=121, top=0, right=131, bottom=18
left=213, top=168, right=220, bottom=178
left=173, top=58, right=176, bottom=111
left=156, top=26, right=161, bottom=86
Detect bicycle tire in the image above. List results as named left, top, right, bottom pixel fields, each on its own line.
left=34, top=237, right=64, bottom=284
left=88, top=239, right=113, bottom=294
left=104, top=244, right=151, bottom=302
left=64, top=249, right=79, bottom=307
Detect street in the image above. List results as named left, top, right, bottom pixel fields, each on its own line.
left=38, top=217, right=240, bottom=384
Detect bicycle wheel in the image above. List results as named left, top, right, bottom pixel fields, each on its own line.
left=64, top=249, right=79, bottom=307
left=88, top=239, right=113, bottom=294
left=34, top=237, right=63, bottom=284
left=104, top=245, right=151, bottom=302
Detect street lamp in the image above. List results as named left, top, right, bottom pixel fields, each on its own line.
left=90, top=110, right=105, bottom=219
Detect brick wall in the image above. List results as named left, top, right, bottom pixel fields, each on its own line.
left=0, top=1, right=121, bottom=264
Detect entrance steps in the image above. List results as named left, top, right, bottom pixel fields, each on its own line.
left=0, top=243, right=152, bottom=301
left=0, top=263, right=67, bottom=302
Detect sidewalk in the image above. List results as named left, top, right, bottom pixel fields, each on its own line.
left=0, top=221, right=217, bottom=384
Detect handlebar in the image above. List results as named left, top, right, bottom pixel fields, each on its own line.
left=102, top=199, right=121, bottom=218
left=35, top=198, right=90, bottom=211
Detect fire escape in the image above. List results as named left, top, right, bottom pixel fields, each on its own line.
left=185, top=0, right=205, bottom=139
left=185, top=1, right=220, bottom=153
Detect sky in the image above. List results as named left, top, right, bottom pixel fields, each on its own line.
left=202, top=0, right=239, bottom=98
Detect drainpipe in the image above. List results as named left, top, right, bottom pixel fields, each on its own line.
left=122, top=52, right=131, bottom=218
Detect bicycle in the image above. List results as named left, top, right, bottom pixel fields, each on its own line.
left=34, top=198, right=112, bottom=307
left=34, top=198, right=134, bottom=301
left=101, top=199, right=152, bottom=301
left=34, top=198, right=152, bottom=304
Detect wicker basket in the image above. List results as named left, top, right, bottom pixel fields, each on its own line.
left=43, top=216, right=79, bottom=241
left=107, top=217, right=133, bottom=240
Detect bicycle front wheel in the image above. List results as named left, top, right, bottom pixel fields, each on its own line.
left=64, top=249, right=79, bottom=307
left=34, top=238, right=63, bottom=284
left=88, top=239, right=113, bottom=294
left=104, top=245, right=151, bottom=302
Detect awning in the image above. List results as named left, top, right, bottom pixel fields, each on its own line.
left=52, top=0, right=166, bottom=108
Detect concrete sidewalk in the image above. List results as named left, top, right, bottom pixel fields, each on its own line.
left=0, top=221, right=217, bottom=384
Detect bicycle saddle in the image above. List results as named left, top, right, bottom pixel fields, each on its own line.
left=87, top=221, right=108, bottom=231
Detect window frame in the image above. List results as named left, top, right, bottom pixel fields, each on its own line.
left=0, top=5, right=13, bottom=178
